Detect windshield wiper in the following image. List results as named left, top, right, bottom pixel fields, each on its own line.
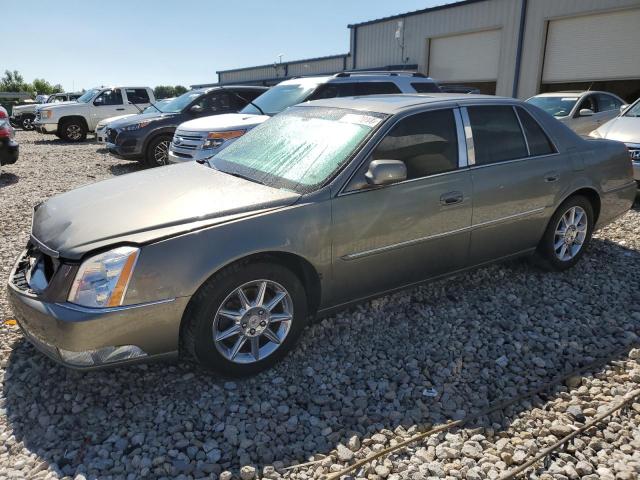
left=219, top=85, right=265, bottom=116
left=220, top=169, right=266, bottom=186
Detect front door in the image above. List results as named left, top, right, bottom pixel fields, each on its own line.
left=330, top=108, right=473, bottom=305
left=91, top=88, right=126, bottom=130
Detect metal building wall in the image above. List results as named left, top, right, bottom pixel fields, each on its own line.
left=517, top=0, right=640, bottom=99
left=218, top=65, right=280, bottom=84
left=288, top=56, right=349, bottom=76
left=351, top=0, right=521, bottom=96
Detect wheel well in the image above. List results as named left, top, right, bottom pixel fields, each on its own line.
left=570, top=188, right=601, bottom=223
left=178, top=252, right=322, bottom=350
left=143, top=131, right=174, bottom=155
left=58, top=115, right=88, bottom=131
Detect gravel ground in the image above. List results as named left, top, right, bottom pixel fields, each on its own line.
left=0, top=130, right=639, bottom=480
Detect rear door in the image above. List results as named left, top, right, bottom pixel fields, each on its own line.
left=331, top=107, right=473, bottom=304
left=594, top=93, right=624, bottom=127
left=123, top=88, right=152, bottom=114
left=464, top=104, right=567, bottom=264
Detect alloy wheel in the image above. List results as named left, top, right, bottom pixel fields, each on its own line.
left=66, top=124, right=82, bottom=141
left=22, top=118, right=34, bottom=130
left=154, top=140, right=170, bottom=165
left=553, top=206, right=588, bottom=261
left=212, top=279, right=293, bottom=364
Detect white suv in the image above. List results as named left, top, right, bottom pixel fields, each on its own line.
left=34, top=86, right=155, bottom=142
left=168, top=72, right=441, bottom=164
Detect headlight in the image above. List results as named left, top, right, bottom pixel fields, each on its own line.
left=68, top=246, right=139, bottom=308
left=122, top=121, right=151, bottom=131
left=41, top=110, right=53, bottom=119
left=202, top=129, right=246, bottom=149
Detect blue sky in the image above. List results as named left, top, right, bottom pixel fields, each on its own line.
left=4, top=0, right=446, bottom=91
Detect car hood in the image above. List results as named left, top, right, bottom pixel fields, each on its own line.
left=12, top=104, right=35, bottom=113
left=593, top=116, right=640, bottom=143
left=109, top=111, right=177, bottom=129
left=31, top=163, right=300, bottom=259
left=97, top=114, right=135, bottom=127
left=178, top=113, right=269, bottom=132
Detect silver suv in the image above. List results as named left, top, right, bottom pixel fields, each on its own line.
left=168, top=71, right=441, bottom=164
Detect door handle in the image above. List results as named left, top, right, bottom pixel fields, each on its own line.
left=440, top=191, right=463, bottom=206
left=116, top=108, right=125, bottom=111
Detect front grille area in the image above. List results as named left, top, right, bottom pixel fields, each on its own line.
left=629, top=149, right=640, bottom=161
left=11, top=244, right=59, bottom=294
left=106, top=128, right=118, bottom=144
left=172, top=130, right=205, bottom=152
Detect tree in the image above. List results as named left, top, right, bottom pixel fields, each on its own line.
left=0, top=70, right=27, bottom=92
left=32, top=78, right=63, bottom=95
left=174, top=85, right=187, bottom=96
left=154, top=85, right=175, bottom=99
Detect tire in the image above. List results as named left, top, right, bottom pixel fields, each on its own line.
left=535, top=195, right=594, bottom=271
left=21, top=114, right=35, bottom=131
left=182, top=261, right=308, bottom=376
left=145, top=135, right=172, bottom=167
left=60, top=119, right=87, bottom=142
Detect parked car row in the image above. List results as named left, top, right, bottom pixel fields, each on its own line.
left=10, top=91, right=82, bottom=130
left=7, top=91, right=637, bottom=374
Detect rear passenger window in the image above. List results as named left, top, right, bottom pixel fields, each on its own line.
left=516, top=107, right=555, bottom=156
left=307, top=83, right=355, bottom=100
left=467, top=106, right=528, bottom=165
left=125, top=88, right=150, bottom=104
left=372, top=109, right=458, bottom=179
left=353, top=82, right=401, bottom=96
left=595, top=94, right=622, bottom=112
left=411, top=82, right=441, bottom=93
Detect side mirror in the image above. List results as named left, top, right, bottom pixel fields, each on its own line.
left=190, top=104, right=204, bottom=114
left=578, top=108, right=594, bottom=117
left=93, top=97, right=104, bottom=106
left=620, top=104, right=629, bottom=114
left=365, top=159, right=407, bottom=186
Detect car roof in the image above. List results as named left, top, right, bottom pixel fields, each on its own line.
left=534, top=91, right=614, bottom=98
left=302, top=93, right=514, bottom=115
left=277, top=73, right=438, bottom=87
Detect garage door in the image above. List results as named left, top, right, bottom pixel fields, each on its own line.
left=428, top=29, right=501, bottom=83
left=542, top=9, right=640, bottom=83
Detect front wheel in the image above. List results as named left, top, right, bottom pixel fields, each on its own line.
left=145, top=135, right=172, bottom=167
left=535, top=195, right=594, bottom=271
left=22, top=115, right=35, bottom=131
left=60, top=120, right=87, bottom=142
left=182, top=262, right=307, bottom=376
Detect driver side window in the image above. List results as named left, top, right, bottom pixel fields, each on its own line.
left=94, top=89, right=123, bottom=106
left=575, top=95, right=597, bottom=115
left=347, top=109, right=459, bottom=191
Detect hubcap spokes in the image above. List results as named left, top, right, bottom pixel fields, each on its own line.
left=213, top=280, right=293, bottom=364
left=67, top=125, right=81, bottom=140
left=155, top=141, right=170, bottom=165
left=554, top=206, right=587, bottom=261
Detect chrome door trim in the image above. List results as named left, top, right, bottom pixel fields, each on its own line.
left=467, top=152, right=561, bottom=170
left=460, top=107, right=476, bottom=165
left=513, top=106, right=531, bottom=156
left=453, top=108, right=468, bottom=168
left=342, top=207, right=546, bottom=260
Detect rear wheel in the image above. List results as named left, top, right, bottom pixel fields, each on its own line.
left=60, top=119, right=87, bottom=142
left=535, top=195, right=594, bottom=271
left=145, top=135, right=172, bottom=167
left=182, top=262, right=307, bottom=376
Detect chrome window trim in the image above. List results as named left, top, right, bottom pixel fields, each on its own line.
left=460, top=107, right=475, bottom=165
left=517, top=105, right=560, bottom=155
left=57, top=297, right=176, bottom=314
left=342, top=206, right=546, bottom=260
left=467, top=151, right=561, bottom=170
left=453, top=108, right=468, bottom=168
left=338, top=105, right=465, bottom=197
left=513, top=105, right=531, bottom=156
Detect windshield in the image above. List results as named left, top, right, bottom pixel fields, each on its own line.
left=240, top=82, right=321, bottom=116
left=77, top=89, right=100, bottom=103
left=157, top=91, right=201, bottom=113
left=623, top=99, right=640, bottom=118
left=526, top=96, right=578, bottom=117
left=212, top=106, right=386, bottom=194
left=143, top=98, right=172, bottom=113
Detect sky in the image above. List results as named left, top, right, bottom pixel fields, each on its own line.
left=3, top=0, right=447, bottom=92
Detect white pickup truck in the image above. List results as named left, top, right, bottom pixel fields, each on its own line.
left=34, top=86, right=155, bottom=141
